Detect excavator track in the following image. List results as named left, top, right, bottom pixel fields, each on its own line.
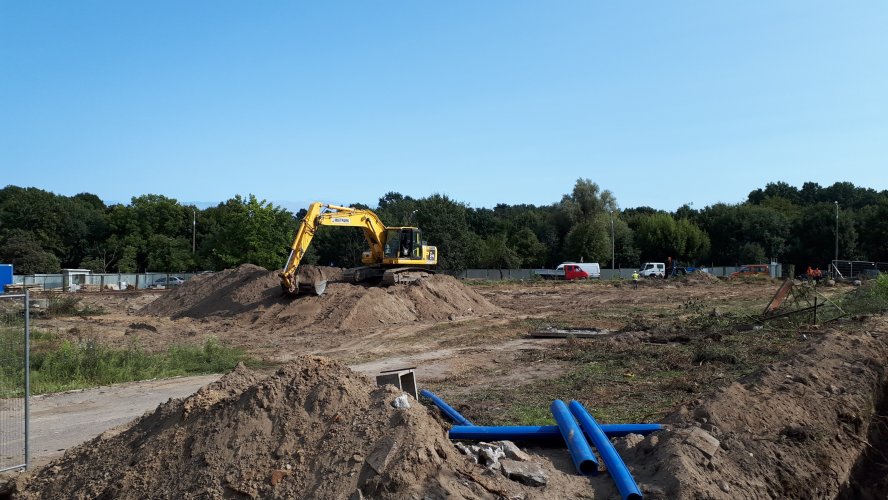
left=380, top=267, right=434, bottom=286
left=341, top=266, right=386, bottom=283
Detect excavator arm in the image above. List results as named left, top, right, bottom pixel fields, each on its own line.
left=280, top=203, right=389, bottom=295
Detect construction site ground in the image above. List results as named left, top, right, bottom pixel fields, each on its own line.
left=3, top=266, right=887, bottom=498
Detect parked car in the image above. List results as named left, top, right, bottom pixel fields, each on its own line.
left=638, top=262, right=665, bottom=278
left=730, top=264, right=770, bottom=278
left=153, top=276, right=185, bottom=288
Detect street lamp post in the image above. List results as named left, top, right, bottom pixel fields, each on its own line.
left=192, top=209, right=196, bottom=254
left=834, top=201, right=838, bottom=270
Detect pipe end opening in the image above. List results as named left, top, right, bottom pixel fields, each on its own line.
left=579, top=460, right=599, bottom=476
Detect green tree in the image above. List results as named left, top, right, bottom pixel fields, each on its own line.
left=634, top=213, right=709, bottom=262
left=788, top=202, right=858, bottom=267
left=146, top=234, right=193, bottom=271
left=0, top=230, right=61, bottom=273
left=612, top=217, right=640, bottom=268
left=478, top=234, right=521, bottom=269
left=104, top=195, right=195, bottom=272
left=552, top=179, right=618, bottom=265
left=414, top=194, right=473, bottom=270
left=202, top=195, right=297, bottom=270
left=564, top=216, right=610, bottom=263
left=857, top=197, right=888, bottom=262
left=738, top=242, right=767, bottom=264
left=508, top=228, right=547, bottom=268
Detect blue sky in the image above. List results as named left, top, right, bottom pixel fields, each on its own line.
left=2, top=1, right=886, bottom=212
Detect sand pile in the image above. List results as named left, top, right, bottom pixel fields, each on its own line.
left=142, top=264, right=500, bottom=332
left=4, top=356, right=530, bottom=499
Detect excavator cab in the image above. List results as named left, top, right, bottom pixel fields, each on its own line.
left=383, top=228, right=423, bottom=261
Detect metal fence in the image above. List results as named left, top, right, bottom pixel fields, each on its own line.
left=452, top=265, right=783, bottom=281
left=0, top=291, right=29, bottom=473
left=11, top=272, right=200, bottom=291
left=832, top=260, right=888, bottom=279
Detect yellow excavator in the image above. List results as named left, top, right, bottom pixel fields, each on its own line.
left=280, top=202, right=438, bottom=296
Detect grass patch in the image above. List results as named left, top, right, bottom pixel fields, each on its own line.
left=0, top=331, right=254, bottom=397
left=692, top=345, right=741, bottom=365
left=439, top=313, right=801, bottom=426
left=510, top=404, right=554, bottom=425
left=41, top=296, right=106, bottom=317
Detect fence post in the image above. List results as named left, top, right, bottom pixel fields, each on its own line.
left=24, top=289, right=30, bottom=469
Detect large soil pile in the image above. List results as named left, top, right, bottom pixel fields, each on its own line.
left=618, top=318, right=888, bottom=498
left=4, top=356, right=530, bottom=499
left=142, top=264, right=500, bottom=332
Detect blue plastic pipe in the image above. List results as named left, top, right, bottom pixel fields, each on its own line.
left=551, top=399, right=599, bottom=475
left=569, top=400, right=643, bottom=500
left=420, top=389, right=473, bottom=426
left=448, top=423, right=662, bottom=441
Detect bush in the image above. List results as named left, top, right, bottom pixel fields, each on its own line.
left=42, top=296, right=106, bottom=317
left=843, top=273, right=888, bottom=315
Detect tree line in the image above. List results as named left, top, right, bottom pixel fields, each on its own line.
left=1, top=180, right=886, bottom=275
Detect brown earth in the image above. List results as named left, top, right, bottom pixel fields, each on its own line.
left=143, top=264, right=500, bottom=334
left=2, top=356, right=539, bottom=499
left=620, top=318, right=888, bottom=498
left=5, top=266, right=888, bottom=498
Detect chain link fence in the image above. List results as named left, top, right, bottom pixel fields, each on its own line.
left=0, top=291, right=29, bottom=473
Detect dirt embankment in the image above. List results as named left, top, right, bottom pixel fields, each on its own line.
left=3, top=356, right=535, bottom=499
left=141, top=264, right=500, bottom=333
left=620, top=317, right=888, bottom=498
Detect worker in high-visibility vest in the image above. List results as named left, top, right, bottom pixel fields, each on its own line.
left=631, top=271, right=640, bottom=289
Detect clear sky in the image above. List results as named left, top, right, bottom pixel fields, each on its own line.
left=2, top=1, right=886, bottom=212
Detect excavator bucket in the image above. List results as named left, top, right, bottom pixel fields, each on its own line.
left=297, top=279, right=327, bottom=296
left=280, top=271, right=327, bottom=296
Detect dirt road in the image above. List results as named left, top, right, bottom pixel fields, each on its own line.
left=17, top=375, right=221, bottom=469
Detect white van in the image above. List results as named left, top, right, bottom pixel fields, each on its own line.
left=638, top=262, right=665, bottom=278
left=556, top=262, right=601, bottom=279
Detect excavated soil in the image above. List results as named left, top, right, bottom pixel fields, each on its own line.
left=8, top=272, right=888, bottom=498
left=615, top=317, right=888, bottom=499
left=2, top=356, right=536, bottom=499
left=142, top=264, right=499, bottom=333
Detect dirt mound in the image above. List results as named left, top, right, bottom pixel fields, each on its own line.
left=618, top=319, right=888, bottom=498
left=5, top=356, right=531, bottom=499
left=142, top=264, right=500, bottom=332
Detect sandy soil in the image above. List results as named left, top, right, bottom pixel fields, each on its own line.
left=3, top=267, right=885, bottom=498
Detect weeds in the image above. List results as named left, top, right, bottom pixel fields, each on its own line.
left=842, top=274, right=888, bottom=316
left=42, top=296, right=106, bottom=317
left=0, top=335, right=253, bottom=397
left=446, top=306, right=801, bottom=427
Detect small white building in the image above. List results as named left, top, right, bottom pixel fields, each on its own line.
left=62, top=268, right=92, bottom=291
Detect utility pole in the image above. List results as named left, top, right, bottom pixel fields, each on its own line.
left=192, top=209, right=196, bottom=254
left=610, top=211, right=615, bottom=270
